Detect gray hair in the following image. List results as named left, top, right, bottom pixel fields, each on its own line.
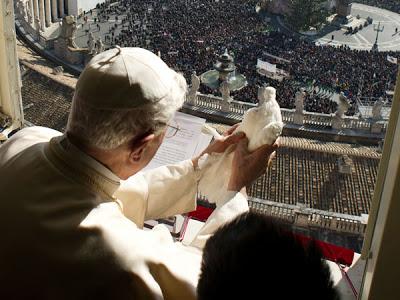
left=66, top=73, right=187, bottom=150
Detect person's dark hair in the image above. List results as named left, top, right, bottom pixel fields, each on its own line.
left=197, top=212, right=339, bottom=300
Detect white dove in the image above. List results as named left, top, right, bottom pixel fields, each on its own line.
left=198, top=86, right=283, bottom=205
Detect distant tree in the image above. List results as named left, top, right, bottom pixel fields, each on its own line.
left=286, top=0, right=329, bottom=31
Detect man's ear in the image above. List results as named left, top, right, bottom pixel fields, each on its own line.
left=129, top=133, right=155, bottom=163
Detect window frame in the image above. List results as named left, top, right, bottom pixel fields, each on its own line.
left=0, top=0, right=24, bottom=139
left=360, top=67, right=400, bottom=299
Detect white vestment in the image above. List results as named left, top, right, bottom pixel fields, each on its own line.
left=0, top=127, right=248, bottom=300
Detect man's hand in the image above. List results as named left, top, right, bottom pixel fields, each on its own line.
left=192, top=124, right=245, bottom=169
left=228, top=137, right=279, bottom=192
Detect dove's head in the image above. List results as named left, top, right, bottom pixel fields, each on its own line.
left=258, top=86, right=276, bottom=105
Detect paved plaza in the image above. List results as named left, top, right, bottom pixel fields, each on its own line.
left=42, top=2, right=400, bottom=53
left=315, top=3, right=400, bottom=51
left=32, top=1, right=398, bottom=115
left=44, top=4, right=139, bottom=50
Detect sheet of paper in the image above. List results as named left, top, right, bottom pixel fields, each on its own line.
left=143, top=112, right=210, bottom=171
left=181, top=219, right=205, bottom=245
left=194, top=133, right=213, bottom=157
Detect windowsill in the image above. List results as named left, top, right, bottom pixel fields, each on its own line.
left=0, top=122, right=20, bottom=142
left=327, top=253, right=365, bottom=299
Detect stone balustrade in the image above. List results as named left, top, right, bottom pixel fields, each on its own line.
left=281, top=109, right=294, bottom=123
left=195, top=94, right=224, bottom=110
left=248, top=198, right=367, bottom=235
left=228, top=99, right=256, bottom=114
left=197, top=193, right=367, bottom=235
left=303, top=111, right=332, bottom=127
left=15, top=18, right=54, bottom=49
left=185, top=93, right=387, bottom=135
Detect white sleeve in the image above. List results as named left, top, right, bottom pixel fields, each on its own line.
left=80, top=202, right=201, bottom=299
left=113, top=173, right=149, bottom=226
left=115, top=160, right=199, bottom=226
left=142, top=160, right=198, bottom=221
left=0, top=126, right=62, bottom=163
left=187, top=191, right=249, bottom=249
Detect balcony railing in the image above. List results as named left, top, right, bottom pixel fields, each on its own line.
left=185, top=93, right=387, bottom=135
left=248, top=198, right=367, bottom=235
left=196, top=194, right=366, bottom=235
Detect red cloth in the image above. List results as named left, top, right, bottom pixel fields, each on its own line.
left=189, top=205, right=355, bottom=266
left=296, top=234, right=354, bottom=266
left=188, top=205, right=214, bottom=221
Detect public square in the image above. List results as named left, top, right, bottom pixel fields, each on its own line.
left=43, top=2, right=400, bottom=52
left=315, top=3, right=400, bottom=51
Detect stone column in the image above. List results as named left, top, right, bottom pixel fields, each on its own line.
left=51, top=0, right=58, bottom=22
left=33, top=0, right=39, bottom=21
left=28, top=0, right=34, bottom=25
left=58, top=0, right=64, bottom=18
left=45, top=0, right=51, bottom=27
left=39, top=0, right=45, bottom=31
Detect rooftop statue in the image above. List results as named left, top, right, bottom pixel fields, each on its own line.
left=198, top=86, right=283, bottom=204
left=372, top=97, right=384, bottom=120
left=220, top=80, right=232, bottom=103
left=191, top=71, right=200, bottom=92
left=59, top=16, right=78, bottom=48
left=88, top=32, right=95, bottom=54
left=294, top=88, right=306, bottom=113
left=335, top=92, right=351, bottom=118
left=54, top=15, right=86, bottom=65
left=17, top=0, right=27, bottom=20
left=95, top=38, right=105, bottom=54
left=188, top=71, right=200, bottom=104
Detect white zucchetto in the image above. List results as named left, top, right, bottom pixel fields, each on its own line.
left=75, top=47, right=181, bottom=110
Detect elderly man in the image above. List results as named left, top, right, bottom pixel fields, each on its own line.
left=0, top=47, right=277, bottom=299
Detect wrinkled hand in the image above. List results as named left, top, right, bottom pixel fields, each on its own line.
left=192, top=124, right=245, bottom=169
left=228, top=137, right=279, bottom=192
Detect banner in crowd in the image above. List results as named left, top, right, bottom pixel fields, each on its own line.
left=387, top=55, right=398, bottom=64
left=262, top=52, right=291, bottom=64
left=257, top=59, right=277, bottom=73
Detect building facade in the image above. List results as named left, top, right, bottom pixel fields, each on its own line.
left=68, top=0, right=106, bottom=16
left=17, top=0, right=105, bottom=31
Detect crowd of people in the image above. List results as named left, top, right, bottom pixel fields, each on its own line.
left=84, top=0, right=399, bottom=116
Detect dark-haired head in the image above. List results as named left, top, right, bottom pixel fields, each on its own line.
left=197, top=212, right=339, bottom=300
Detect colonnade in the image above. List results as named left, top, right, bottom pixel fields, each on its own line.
left=26, top=0, right=67, bottom=31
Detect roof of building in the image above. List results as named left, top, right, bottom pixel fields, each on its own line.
left=248, top=146, right=378, bottom=216
left=21, top=68, right=73, bottom=132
